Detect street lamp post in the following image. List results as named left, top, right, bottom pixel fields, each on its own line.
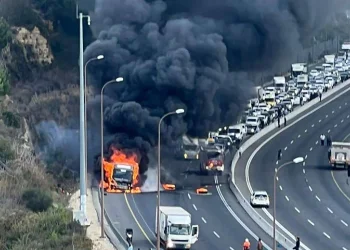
left=156, top=108, right=185, bottom=250
left=100, top=77, right=124, bottom=238
left=84, top=55, right=104, bottom=193
left=273, top=157, right=304, bottom=250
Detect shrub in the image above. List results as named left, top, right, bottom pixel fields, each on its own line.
left=0, top=17, right=11, bottom=49
left=2, top=111, right=20, bottom=128
left=0, top=65, right=10, bottom=95
left=22, top=188, right=53, bottom=212
left=0, top=138, right=15, bottom=162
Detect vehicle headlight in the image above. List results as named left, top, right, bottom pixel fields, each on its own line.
left=185, top=243, right=191, bottom=248
left=167, top=240, right=174, bottom=247
left=196, top=154, right=199, bottom=159
left=227, top=142, right=231, bottom=145
left=184, top=153, right=188, bottom=158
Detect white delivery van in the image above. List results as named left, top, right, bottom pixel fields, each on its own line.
left=273, top=76, right=286, bottom=94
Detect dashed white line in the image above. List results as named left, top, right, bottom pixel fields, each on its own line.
left=339, top=106, right=341, bottom=109
left=201, top=217, right=207, bottom=223
left=311, top=124, right=314, bottom=127
left=341, top=220, right=348, bottom=227
left=302, top=161, right=306, bottom=166
left=230, top=247, right=234, bottom=250
left=308, top=219, right=314, bottom=226
left=334, top=124, right=338, bottom=128
left=323, top=232, right=331, bottom=239
left=319, top=119, right=322, bottom=123
left=332, top=110, right=334, bottom=114
left=327, top=207, right=333, bottom=214
left=284, top=147, right=288, bottom=151
left=309, top=147, right=313, bottom=151
left=308, top=186, right=312, bottom=191
left=285, top=196, right=289, bottom=201
left=315, top=141, right=318, bottom=145
left=315, top=196, right=321, bottom=201
left=291, top=140, right=294, bottom=144
left=188, top=193, right=191, bottom=200
left=305, top=129, right=307, bottom=133
left=276, top=161, right=278, bottom=165
left=298, top=134, right=301, bottom=138
left=305, top=155, right=308, bottom=159
left=294, top=207, right=300, bottom=213
left=342, top=247, right=347, bottom=250
left=347, top=115, right=349, bottom=118
left=279, top=185, right=283, bottom=191
left=193, top=204, right=197, bottom=211
left=326, top=115, right=329, bottom=118
left=346, top=102, right=348, bottom=105
left=213, top=231, right=220, bottom=238
left=303, top=169, right=305, bottom=174
left=327, top=129, right=331, bottom=133
left=276, top=176, right=279, bottom=181
left=341, top=119, right=344, bottom=123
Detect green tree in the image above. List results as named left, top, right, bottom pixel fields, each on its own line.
left=0, top=17, right=11, bottom=49
left=0, top=65, right=10, bottom=95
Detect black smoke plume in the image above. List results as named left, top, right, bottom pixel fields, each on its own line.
left=84, top=0, right=345, bottom=167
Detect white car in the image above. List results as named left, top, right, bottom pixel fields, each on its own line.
left=309, top=69, right=319, bottom=78
left=245, top=116, right=260, bottom=127
left=227, top=125, right=244, bottom=141
left=257, top=102, right=269, bottom=112
left=250, top=191, right=270, bottom=208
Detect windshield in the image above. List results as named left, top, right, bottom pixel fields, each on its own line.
left=113, top=167, right=133, bottom=182
left=169, top=224, right=191, bottom=235
left=228, top=128, right=240, bottom=133
left=207, top=151, right=221, bottom=158
left=247, top=118, right=257, bottom=122
left=183, top=145, right=198, bottom=151
left=254, top=194, right=267, bottom=199
left=265, top=98, right=275, bottom=102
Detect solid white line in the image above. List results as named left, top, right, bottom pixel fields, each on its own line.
left=309, top=147, right=313, bottom=151
left=319, top=119, right=322, bottom=122
left=303, top=169, right=305, bottom=174
left=315, top=140, right=318, bottom=144
left=284, top=147, right=288, bottom=151
left=201, top=217, right=207, bottom=223
left=311, top=124, right=314, bottom=127
left=327, top=207, right=333, bottom=214
left=341, top=220, right=348, bottom=227
left=285, top=196, right=289, bottom=201
left=315, top=196, right=321, bottom=201
left=291, top=140, right=294, bottom=144
left=323, top=232, right=331, bottom=239
left=188, top=193, right=191, bottom=199
left=213, top=231, right=220, bottom=238
left=193, top=204, right=197, bottom=210
left=334, top=124, right=338, bottom=128
left=305, top=129, right=307, bottom=133
left=298, top=134, right=301, bottom=138
left=294, top=207, right=300, bottom=213
left=328, top=129, right=331, bottom=133
left=279, top=185, right=283, bottom=191
left=307, top=219, right=314, bottom=226
left=308, top=186, right=312, bottom=191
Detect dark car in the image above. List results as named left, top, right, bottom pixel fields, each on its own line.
left=200, top=150, right=225, bottom=175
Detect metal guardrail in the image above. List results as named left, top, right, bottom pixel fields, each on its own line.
left=229, top=79, right=350, bottom=250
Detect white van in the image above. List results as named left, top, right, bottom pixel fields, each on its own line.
left=245, top=116, right=260, bottom=127
left=273, top=76, right=286, bottom=93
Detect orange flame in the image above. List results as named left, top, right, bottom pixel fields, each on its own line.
left=162, top=184, right=176, bottom=190
left=101, top=147, right=141, bottom=193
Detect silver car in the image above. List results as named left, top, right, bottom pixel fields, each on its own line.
left=182, top=144, right=200, bottom=160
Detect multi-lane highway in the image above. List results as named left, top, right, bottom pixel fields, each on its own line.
left=104, top=148, right=275, bottom=250
left=235, top=84, right=350, bottom=250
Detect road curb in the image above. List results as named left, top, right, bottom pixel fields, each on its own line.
left=229, top=79, right=350, bottom=250
left=91, top=186, right=129, bottom=250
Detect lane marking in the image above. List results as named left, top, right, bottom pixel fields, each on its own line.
left=284, top=147, right=288, bottom=151
left=305, top=129, right=307, bottom=133
left=294, top=207, right=300, bottom=213
left=339, top=106, right=341, bottom=109
left=309, top=147, right=313, bottom=151
left=327, top=207, right=333, bottom=214
left=308, top=186, right=312, bottom=192
left=124, top=194, right=156, bottom=247
left=319, top=119, right=322, bottom=122
left=315, top=141, right=318, bottom=145
left=323, top=232, right=331, bottom=239
left=213, top=231, right=220, bottom=238
left=341, top=220, right=348, bottom=227
left=341, top=119, right=344, bottom=123
left=285, top=196, right=289, bottom=201
left=276, top=161, right=278, bottom=165
left=193, top=204, right=197, bottom=210
left=298, top=134, right=301, bottom=138
left=291, top=140, right=294, bottom=144
left=332, top=110, right=334, bottom=114
left=230, top=247, right=234, bottom=250
left=188, top=193, right=191, bottom=200
left=315, top=196, right=321, bottom=201
left=130, top=194, right=156, bottom=237
left=201, top=217, right=207, bottom=223
left=347, top=115, right=349, bottom=118
left=342, top=247, right=347, bottom=250
left=307, top=219, right=314, bottom=226
left=305, top=155, right=308, bottom=159
left=279, top=185, right=283, bottom=191
left=327, top=129, right=331, bottom=133
left=276, top=176, right=279, bottom=181
left=311, top=124, right=314, bottom=127
left=326, top=115, right=328, bottom=118
left=302, top=162, right=305, bottom=166
left=303, top=169, right=305, bottom=174
left=334, top=124, right=337, bottom=128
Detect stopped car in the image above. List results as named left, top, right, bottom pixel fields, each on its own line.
left=227, top=125, right=244, bottom=141
left=214, top=135, right=234, bottom=150
left=246, top=124, right=260, bottom=135
left=200, top=148, right=225, bottom=175
left=250, top=190, right=270, bottom=208
left=181, top=144, right=200, bottom=160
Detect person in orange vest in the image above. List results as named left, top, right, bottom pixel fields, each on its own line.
left=243, top=238, right=251, bottom=250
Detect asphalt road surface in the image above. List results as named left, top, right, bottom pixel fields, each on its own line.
left=247, top=88, right=350, bottom=249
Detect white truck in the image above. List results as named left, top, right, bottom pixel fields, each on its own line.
left=296, top=74, right=308, bottom=89
left=324, top=54, right=335, bottom=66
left=291, top=63, right=307, bottom=79
left=273, top=76, right=286, bottom=94
left=155, top=206, right=199, bottom=249
left=329, top=142, right=350, bottom=168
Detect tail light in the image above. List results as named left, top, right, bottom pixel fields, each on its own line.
left=217, top=160, right=223, bottom=165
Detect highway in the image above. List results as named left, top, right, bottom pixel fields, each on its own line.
left=238, top=86, right=350, bottom=249
left=104, top=148, right=276, bottom=250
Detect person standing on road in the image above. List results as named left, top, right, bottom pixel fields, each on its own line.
left=320, top=134, right=326, bottom=146
left=319, top=91, right=322, bottom=102
left=284, top=116, right=287, bottom=127
left=277, top=117, right=280, bottom=128
left=257, top=238, right=263, bottom=250
left=293, top=236, right=300, bottom=250
left=327, top=135, right=332, bottom=147
left=278, top=149, right=282, bottom=160
left=243, top=238, right=251, bottom=250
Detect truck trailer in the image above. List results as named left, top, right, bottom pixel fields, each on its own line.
left=155, top=206, right=199, bottom=249
left=329, top=142, right=350, bottom=168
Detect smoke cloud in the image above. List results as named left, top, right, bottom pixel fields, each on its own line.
left=84, top=0, right=345, bottom=166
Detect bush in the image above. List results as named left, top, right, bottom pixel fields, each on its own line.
left=22, top=188, right=53, bottom=212
left=0, top=138, right=15, bottom=162
left=0, top=17, right=11, bottom=49
left=2, top=111, right=20, bottom=128
left=0, top=65, right=10, bottom=95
